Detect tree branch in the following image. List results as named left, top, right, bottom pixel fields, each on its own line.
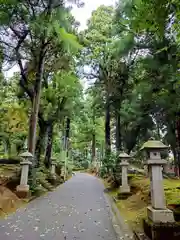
left=48, top=97, right=67, bottom=123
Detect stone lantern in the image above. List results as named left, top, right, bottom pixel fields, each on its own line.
left=140, top=139, right=174, bottom=223
left=16, top=151, right=32, bottom=198
left=51, top=157, right=57, bottom=178
left=119, top=152, right=131, bottom=193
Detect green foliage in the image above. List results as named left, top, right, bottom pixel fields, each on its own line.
left=1, top=0, right=180, bottom=183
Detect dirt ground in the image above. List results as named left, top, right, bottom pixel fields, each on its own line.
left=0, top=164, right=23, bottom=217
left=0, top=186, right=23, bottom=217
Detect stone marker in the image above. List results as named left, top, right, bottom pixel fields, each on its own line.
left=51, top=160, right=57, bottom=178
left=16, top=151, right=32, bottom=198
left=140, top=139, right=174, bottom=223
left=119, top=152, right=131, bottom=193
left=61, top=166, right=65, bottom=178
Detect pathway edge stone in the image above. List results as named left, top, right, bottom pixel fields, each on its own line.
left=106, top=193, right=134, bottom=239
left=100, top=178, right=134, bottom=239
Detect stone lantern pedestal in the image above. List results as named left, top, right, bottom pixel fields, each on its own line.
left=141, top=140, right=174, bottom=223
left=16, top=151, right=32, bottom=198
left=119, top=152, right=131, bottom=193
left=48, top=160, right=57, bottom=185
left=51, top=161, right=57, bottom=179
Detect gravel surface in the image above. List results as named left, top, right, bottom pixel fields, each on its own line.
left=0, top=173, right=119, bottom=240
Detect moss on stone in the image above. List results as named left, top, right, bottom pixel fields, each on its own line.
left=140, top=140, right=167, bottom=150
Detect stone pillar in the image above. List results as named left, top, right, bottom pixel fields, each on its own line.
left=51, top=162, right=57, bottom=178
left=148, top=152, right=166, bottom=210
left=16, top=151, right=32, bottom=198
left=16, top=160, right=32, bottom=198
left=119, top=153, right=130, bottom=193
left=141, top=140, right=174, bottom=223
left=61, top=166, right=65, bottom=179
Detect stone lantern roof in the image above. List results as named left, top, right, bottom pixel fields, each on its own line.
left=140, top=140, right=168, bottom=151
left=19, top=151, right=33, bottom=158
left=119, top=152, right=131, bottom=158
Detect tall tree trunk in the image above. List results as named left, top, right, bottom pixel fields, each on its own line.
left=101, top=142, right=104, bottom=162
left=92, top=133, right=96, bottom=163
left=27, top=50, right=45, bottom=186
left=28, top=51, right=45, bottom=155
left=65, top=118, right=70, bottom=158
left=166, top=121, right=177, bottom=176
left=115, top=111, right=121, bottom=154
left=157, top=120, right=161, bottom=140
left=44, top=122, right=53, bottom=168
left=35, top=119, right=47, bottom=167
left=105, top=94, right=111, bottom=158
left=92, top=107, right=96, bottom=164
left=63, top=118, right=70, bottom=179
left=84, top=147, right=88, bottom=159
left=171, top=146, right=178, bottom=176
left=175, top=116, right=180, bottom=176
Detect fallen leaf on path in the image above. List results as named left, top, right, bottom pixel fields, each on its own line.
left=10, top=224, right=18, bottom=228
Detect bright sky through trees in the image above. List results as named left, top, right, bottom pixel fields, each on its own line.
left=3, top=0, right=116, bottom=79
left=72, top=0, right=116, bottom=30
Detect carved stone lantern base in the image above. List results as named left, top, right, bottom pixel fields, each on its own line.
left=147, top=206, right=174, bottom=223
left=119, top=184, right=130, bottom=193
left=16, top=184, right=31, bottom=198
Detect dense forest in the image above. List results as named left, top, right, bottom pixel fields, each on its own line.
left=0, top=0, right=180, bottom=182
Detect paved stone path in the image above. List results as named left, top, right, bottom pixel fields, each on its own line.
left=0, top=173, right=119, bottom=240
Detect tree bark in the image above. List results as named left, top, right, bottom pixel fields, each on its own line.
left=65, top=118, right=70, bottom=158
left=92, top=133, right=96, bottom=163
left=105, top=94, right=111, bottom=158
left=100, top=142, right=104, bottom=161
left=44, top=122, right=53, bottom=168
left=171, top=146, right=178, bottom=176
left=115, top=111, right=121, bottom=154
left=35, top=118, right=47, bottom=167
left=175, top=116, right=180, bottom=176
left=166, top=120, right=177, bottom=176
left=92, top=106, right=96, bottom=164
left=84, top=148, right=88, bottom=159
left=28, top=49, right=45, bottom=155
